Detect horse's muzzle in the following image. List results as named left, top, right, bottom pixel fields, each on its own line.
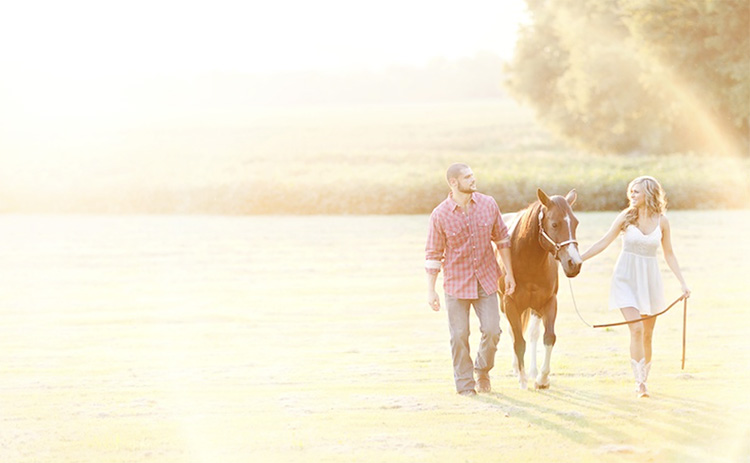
left=559, top=245, right=582, bottom=277
left=562, top=260, right=582, bottom=277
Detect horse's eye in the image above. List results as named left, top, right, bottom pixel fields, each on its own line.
left=552, top=222, right=558, bottom=229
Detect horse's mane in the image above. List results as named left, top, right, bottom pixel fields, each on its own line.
left=514, top=200, right=543, bottom=245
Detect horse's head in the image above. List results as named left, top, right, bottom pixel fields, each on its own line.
left=537, top=188, right=582, bottom=277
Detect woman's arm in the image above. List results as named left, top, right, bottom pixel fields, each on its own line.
left=581, top=210, right=628, bottom=262
left=660, top=215, right=691, bottom=297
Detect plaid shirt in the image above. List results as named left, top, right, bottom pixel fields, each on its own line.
left=425, top=192, right=510, bottom=299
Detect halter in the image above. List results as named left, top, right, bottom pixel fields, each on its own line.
left=538, top=210, right=578, bottom=259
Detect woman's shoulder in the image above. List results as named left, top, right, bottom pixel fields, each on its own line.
left=603, top=209, right=629, bottom=235
left=659, top=213, right=671, bottom=229
left=613, top=209, right=629, bottom=226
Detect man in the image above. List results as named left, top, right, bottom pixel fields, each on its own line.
left=425, top=163, right=515, bottom=396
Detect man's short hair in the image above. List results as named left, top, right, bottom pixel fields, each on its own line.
left=446, top=163, right=469, bottom=182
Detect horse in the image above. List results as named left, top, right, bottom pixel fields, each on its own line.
left=499, top=189, right=582, bottom=389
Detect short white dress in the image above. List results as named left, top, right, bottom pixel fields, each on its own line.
left=608, top=223, right=665, bottom=315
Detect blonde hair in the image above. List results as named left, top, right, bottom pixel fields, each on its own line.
left=622, top=176, right=667, bottom=231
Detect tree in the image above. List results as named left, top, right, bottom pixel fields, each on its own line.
left=621, top=0, right=749, bottom=154
left=505, top=0, right=749, bottom=155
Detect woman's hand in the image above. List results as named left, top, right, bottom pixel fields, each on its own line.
left=681, top=284, right=691, bottom=299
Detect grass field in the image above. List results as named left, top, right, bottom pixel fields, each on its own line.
left=1, top=210, right=748, bottom=462
left=3, top=99, right=748, bottom=214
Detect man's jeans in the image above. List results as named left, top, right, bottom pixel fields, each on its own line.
left=445, top=284, right=501, bottom=393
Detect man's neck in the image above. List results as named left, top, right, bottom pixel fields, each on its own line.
left=452, top=190, right=472, bottom=209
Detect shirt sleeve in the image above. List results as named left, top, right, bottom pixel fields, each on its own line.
left=491, top=202, right=511, bottom=249
left=425, top=212, right=445, bottom=274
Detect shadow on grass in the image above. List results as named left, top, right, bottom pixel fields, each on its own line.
left=471, top=381, right=736, bottom=453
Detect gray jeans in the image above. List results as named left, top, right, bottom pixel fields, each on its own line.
left=445, top=283, right=501, bottom=393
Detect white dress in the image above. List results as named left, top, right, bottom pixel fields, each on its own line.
left=608, top=223, right=665, bottom=315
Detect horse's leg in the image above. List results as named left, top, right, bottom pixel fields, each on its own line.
left=526, top=313, right=542, bottom=382
left=509, top=324, right=519, bottom=375
left=536, top=299, right=557, bottom=390
left=504, top=300, right=527, bottom=389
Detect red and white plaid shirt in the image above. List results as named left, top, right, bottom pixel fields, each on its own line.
left=425, top=192, right=510, bottom=299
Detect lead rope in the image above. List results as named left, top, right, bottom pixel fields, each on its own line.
left=681, top=296, right=688, bottom=370
left=567, top=278, right=592, bottom=328
left=566, top=277, right=688, bottom=369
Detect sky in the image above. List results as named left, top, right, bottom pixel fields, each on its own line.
left=0, top=0, right=528, bottom=177
left=1, top=0, right=527, bottom=77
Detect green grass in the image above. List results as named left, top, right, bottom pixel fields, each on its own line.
left=3, top=99, right=748, bottom=214
left=0, top=211, right=748, bottom=462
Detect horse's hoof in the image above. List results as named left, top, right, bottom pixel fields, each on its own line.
left=535, top=381, right=550, bottom=390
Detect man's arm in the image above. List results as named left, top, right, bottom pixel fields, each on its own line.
left=425, top=213, right=445, bottom=311
left=497, top=244, right=515, bottom=295
left=491, top=202, right=515, bottom=295
left=426, top=271, right=440, bottom=311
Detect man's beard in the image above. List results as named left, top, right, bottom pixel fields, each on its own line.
left=458, top=183, right=476, bottom=194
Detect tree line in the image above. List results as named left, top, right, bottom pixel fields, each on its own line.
left=505, top=0, right=749, bottom=156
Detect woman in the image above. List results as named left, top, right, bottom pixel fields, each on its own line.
left=581, top=176, right=690, bottom=398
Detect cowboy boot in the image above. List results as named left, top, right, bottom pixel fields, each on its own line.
left=630, top=358, right=649, bottom=398
left=640, top=361, right=652, bottom=398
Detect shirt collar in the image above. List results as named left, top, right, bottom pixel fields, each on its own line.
left=448, top=191, right=475, bottom=211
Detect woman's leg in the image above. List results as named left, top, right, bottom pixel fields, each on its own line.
left=620, top=307, right=644, bottom=361
left=621, top=307, right=649, bottom=396
left=641, top=315, right=657, bottom=364
left=640, top=315, right=657, bottom=396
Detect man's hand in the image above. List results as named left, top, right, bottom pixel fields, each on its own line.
left=504, top=273, right=516, bottom=295
left=497, top=246, right=515, bottom=296
left=428, top=289, right=441, bottom=311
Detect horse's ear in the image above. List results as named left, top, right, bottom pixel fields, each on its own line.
left=565, top=189, right=577, bottom=206
left=537, top=188, right=552, bottom=207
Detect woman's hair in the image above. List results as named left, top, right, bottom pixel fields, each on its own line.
left=622, top=176, right=667, bottom=231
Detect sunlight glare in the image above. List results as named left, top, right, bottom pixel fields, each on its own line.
left=1, top=0, right=525, bottom=171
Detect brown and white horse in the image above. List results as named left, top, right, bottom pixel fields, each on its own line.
left=500, top=189, right=582, bottom=389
